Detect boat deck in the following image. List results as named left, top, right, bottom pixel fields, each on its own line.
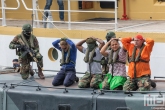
left=0, top=71, right=165, bottom=110
left=1, top=19, right=165, bottom=32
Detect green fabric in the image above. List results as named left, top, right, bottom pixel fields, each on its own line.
left=86, top=38, right=96, bottom=44
left=84, top=46, right=97, bottom=63
left=110, top=75, right=127, bottom=90
left=99, top=73, right=127, bottom=90
left=87, top=44, right=96, bottom=52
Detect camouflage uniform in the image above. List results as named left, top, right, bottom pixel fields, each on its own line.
left=123, top=76, right=151, bottom=91
left=78, top=38, right=103, bottom=89
left=9, top=24, right=45, bottom=79
left=78, top=72, right=102, bottom=89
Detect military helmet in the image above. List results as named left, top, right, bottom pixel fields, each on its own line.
left=22, top=24, right=32, bottom=32
left=106, top=31, right=116, bottom=42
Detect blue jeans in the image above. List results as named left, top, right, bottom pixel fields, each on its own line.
left=44, top=0, right=64, bottom=20
left=52, top=68, right=76, bottom=87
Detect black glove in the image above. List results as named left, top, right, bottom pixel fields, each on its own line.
left=15, top=45, right=25, bottom=50
left=30, top=49, right=36, bottom=57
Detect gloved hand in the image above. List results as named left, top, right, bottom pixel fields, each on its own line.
left=30, top=49, right=36, bottom=57
left=15, top=45, right=25, bottom=50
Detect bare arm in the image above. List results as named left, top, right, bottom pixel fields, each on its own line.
left=120, top=37, right=132, bottom=51
left=91, top=37, right=105, bottom=50
left=118, top=38, right=127, bottom=52
left=76, top=39, right=86, bottom=52
left=100, top=40, right=110, bottom=57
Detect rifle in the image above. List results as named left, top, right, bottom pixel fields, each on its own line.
left=18, top=38, right=43, bottom=70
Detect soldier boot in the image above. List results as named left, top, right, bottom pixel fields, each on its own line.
left=38, top=66, right=45, bottom=79
left=30, top=69, right=35, bottom=76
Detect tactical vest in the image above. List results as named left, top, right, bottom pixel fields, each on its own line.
left=60, top=48, right=75, bottom=66
left=128, top=44, right=149, bottom=63
left=108, top=47, right=125, bottom=64
left=128, top=44, right=149, bottom=79
left=18, top=33, right=35, bottom=48
left=84, top=46, right=99, bottom=63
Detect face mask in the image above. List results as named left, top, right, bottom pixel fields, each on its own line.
left=23, top=31, right=31, bottom=39
left=87, top=44, right=96, bottom=52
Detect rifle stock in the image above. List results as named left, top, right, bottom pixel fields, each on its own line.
left=18, top=39, right=43, bottom=70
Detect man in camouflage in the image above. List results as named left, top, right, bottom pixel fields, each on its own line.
left=76, top=37, right=105, bottom=89
left=120, top=35, right=154, bottom=91
left=9, top=24, right=45, bottom=79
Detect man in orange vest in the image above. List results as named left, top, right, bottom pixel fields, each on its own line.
left=120, top=34, right=154, bottom=91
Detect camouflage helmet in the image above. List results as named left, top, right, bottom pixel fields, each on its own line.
left=22, top=24, right=32, bottom=32
left=106, top=31, right=116, bottom=42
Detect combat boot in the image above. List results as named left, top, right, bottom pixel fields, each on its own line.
left=30, top=69, right=35, bottom=76
left=38, top=66, right=45, bottom=79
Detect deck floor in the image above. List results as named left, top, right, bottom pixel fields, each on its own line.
left=0, top=72, right=164, bottom=92
left=1, top=19, right=165, bottom=32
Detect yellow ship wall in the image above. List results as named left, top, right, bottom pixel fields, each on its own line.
left=0, top=0, right=165, bottom=21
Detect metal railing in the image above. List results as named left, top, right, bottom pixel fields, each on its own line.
left=21, top=0, right=118, bottom=30
left=0, top=0, right=20, bottom=26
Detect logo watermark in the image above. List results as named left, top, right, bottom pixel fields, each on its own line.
left=144, top=94, right=165, bottom=107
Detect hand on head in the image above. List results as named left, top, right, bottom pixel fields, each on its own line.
left=108, top=38, right=118, bottom=44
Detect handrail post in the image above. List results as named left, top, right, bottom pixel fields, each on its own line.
left=114, top=0, right=117, bottom=31
left=32, top=0, right=40, bottom=28
left=1, top=0, right=6, bottom=26
left=68, top=0, right=71, bottom=30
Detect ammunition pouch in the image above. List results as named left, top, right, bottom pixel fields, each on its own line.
left=100, top=59, right=108, bottom=65
left=100, top=57, right=108, bottom=65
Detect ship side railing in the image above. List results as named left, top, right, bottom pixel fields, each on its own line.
left=21, top=0, right=118, bottom=30
left=0, top=0, right=20, bottom=26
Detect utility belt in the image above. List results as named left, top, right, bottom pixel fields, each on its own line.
left=128, top=58, right=149, bottom=63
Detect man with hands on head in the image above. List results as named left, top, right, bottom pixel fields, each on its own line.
left=120, top=35, right=154, bottom=91
left=52, top=37, right=77, bottom=87
left=99, top=38, right=127, bottom=90
left=76, top=37, right=105, bottom=89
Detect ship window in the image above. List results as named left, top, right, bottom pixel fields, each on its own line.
left=100, top=1, right=118, bottom=9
